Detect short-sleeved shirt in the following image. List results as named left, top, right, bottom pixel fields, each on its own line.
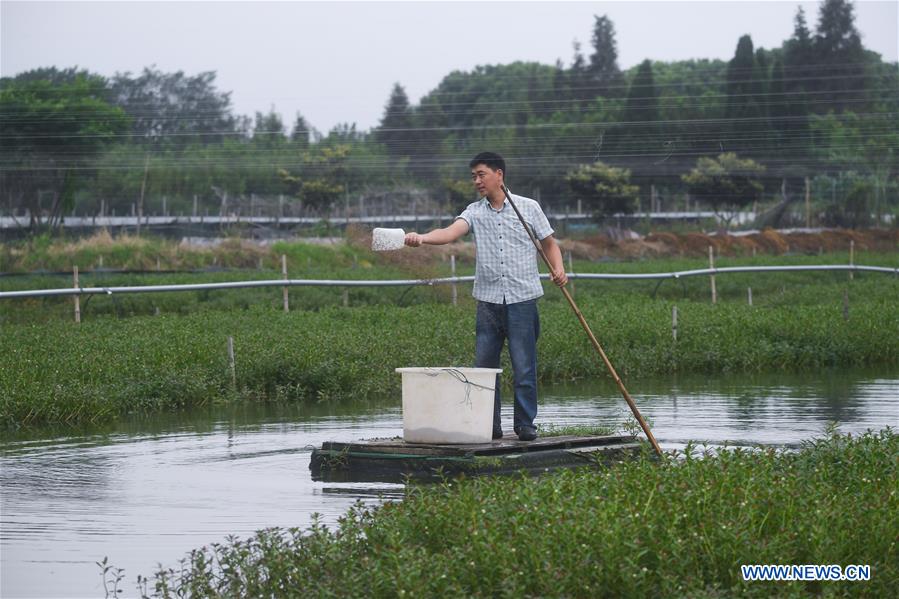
left=457, top=193, right=554, bottom=304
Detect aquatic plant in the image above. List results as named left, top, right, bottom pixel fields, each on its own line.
left=2, top=278, right=897, bottom=430
left=132, top=428, right=898, bottom=597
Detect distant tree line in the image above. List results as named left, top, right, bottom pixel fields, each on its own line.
left=1, top=0, right=896, bottom=230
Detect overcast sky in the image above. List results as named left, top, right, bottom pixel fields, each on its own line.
left=3, top=1, right=897, bottom=134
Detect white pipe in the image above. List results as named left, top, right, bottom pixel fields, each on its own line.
left=0, top=265, right=896, bottom=300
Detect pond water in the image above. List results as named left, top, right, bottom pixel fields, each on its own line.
left=1, top=368, right=896, bottom=598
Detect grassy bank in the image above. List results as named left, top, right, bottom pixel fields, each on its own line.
left=2, top=273, right=897, bottom=429
left=130, top=429, right=897, bottom=597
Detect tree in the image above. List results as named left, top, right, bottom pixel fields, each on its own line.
left=252, top=109, right=286, bottom=146
left=374, top=83, right=414, bottom=160
left=570, top=40, right=587, bottom=75
left=565, top=162, right=639, bottom=222
left=682, top=153, right=766, bottom=228
left=0, top=75, right=129, bottom=228
left=587, top=15, right=624, bottom=98
left=822, top=179, right=874, bottom=228
left=278, top=145, right=351, bottom=213
left=812, top=0, right=866, bottom=113
left=290, top=113, right=312, bottom=148
left=784, top=5, right=814, bottom=77
left=567, top=39, right=590, bottom=105
left=109, top=67, right=238, bottom=145
left=623, top=60, right=659, bottom=125
left=780, top=7, right=816, bottom=166
left=810, top=111, right=897, bottom=223
left=1, top=67, right=111, bottom=95
left=443, top=178, right=476, bottom=214
left=767, top=57, right=787, bottom=150
left=621, top=59, right=660, bottom=157
left=725, top=35, right=764, bottom=155
left=815, top=0, right=863, bottom=58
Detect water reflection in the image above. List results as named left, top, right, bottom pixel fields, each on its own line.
left=1, top=368, right=897, bottom=598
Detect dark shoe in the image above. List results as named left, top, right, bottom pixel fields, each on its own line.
left=492, top=429, right=504, bottom=440
left=517, top=426, right=537, bottom=442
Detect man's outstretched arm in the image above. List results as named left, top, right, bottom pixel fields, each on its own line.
left=405, top=218, right=470, bottom=247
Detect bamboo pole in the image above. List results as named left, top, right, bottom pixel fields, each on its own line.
left=709, top=246, right=717, bottom=304
left=450, top=254, right=458, bottom=306
left=805, top=176, right=811, bottom=228
left=671, top=305, right=678, bottom=341
left=227, top=336, right=237, bottom=388
left=281, top=254, right=289, bottom=312
left=137, top=153, right=149, bottom=236
left=73, top=265, right=81, bottom=323
left=501, top=185, right=663, bottom=457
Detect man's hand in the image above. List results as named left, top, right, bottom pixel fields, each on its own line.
left=550, top=268, right=568, bottom=287
left=405, top=232, right=425, bottom=247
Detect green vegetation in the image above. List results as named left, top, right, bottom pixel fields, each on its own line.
left=2, top=243, right=896, bottom=429
left=129, top=428, right=898, bottom=597
left=537, top=423, right=616, bottom=438
left=0, top=235, right=899, bottom=430
left=565, top=162, right=640, bottom=221
left=682, top=153, right=767, bottom=226
left=0, top=73, right=129, bottom=227
left=4, top=2, right=897, bottom=229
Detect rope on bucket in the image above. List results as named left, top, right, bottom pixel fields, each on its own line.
left=421, top=368, right=495, bottom=408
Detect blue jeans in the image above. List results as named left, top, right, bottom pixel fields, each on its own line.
left=474, top=299, right=540, bottom=433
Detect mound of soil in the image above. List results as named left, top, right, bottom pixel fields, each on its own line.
left=577, top=228, right=897, bottom=260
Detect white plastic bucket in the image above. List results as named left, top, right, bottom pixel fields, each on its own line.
left=395, top=367, right=502, bottom=444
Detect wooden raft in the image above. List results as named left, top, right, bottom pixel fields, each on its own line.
left=309, top=433, right=643, bottom=482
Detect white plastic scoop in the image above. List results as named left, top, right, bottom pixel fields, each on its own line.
left=371, top=227, right=406, bottom=251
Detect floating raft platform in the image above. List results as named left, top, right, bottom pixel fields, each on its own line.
left=310, top=433, right=643, bottom=482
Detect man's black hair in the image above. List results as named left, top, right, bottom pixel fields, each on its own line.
left=469, top=152, right=506, bottom=177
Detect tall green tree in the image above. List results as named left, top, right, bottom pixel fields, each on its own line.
left=587, top=15, right=624, bottom=98
left=812, top=0, right=866, bottom=113
left=0, top=75, right=129, bottom=228
left=779, top=7, right=816, bottom=170
left=375, top=83, right=414, bottom=161
left=110, top=67, right=238, bottom=145
left=767, top=57, right=788, bottom=151
left=617, top=59, right=663, bottom=202
left=725, top=35, right=764, bottom=155
left=568, top=40, right=591, bottom=105
left=622, top=59, right=660, bottom=155
left=290, top=113, right=313, bottom=148
left=784, top=5, right=815, bottom=83
left=253, top=109, right=286, bottom=147
left=623, top=60, right=659, bottom=125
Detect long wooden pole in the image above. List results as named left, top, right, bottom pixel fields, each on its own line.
left=137, top=153, right=149, bottom=236
left=502, top=185, right=663, bottom=456
left=73, top=265, right=81, bottom=324
left=281, top=254, right=289, bottom=312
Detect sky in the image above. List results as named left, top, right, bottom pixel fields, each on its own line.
left=2, top=0, right=897, bottom=134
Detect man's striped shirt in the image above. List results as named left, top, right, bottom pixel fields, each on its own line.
left=457, top=193, right=554, bottom=304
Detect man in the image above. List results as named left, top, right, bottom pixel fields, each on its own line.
left=405, top=152, right=567, bottom=441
